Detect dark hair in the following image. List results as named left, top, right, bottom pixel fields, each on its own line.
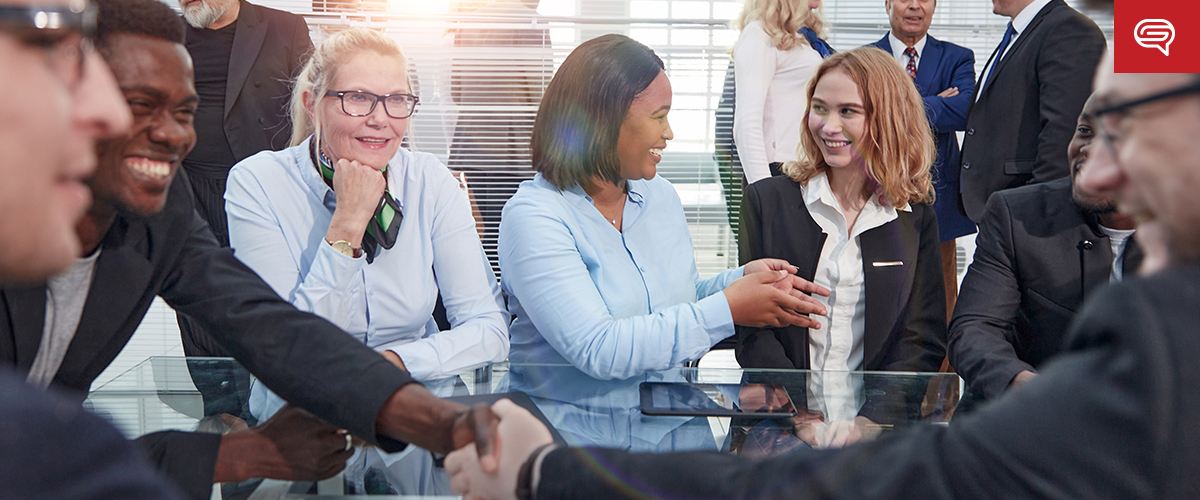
left=530, top=34, right=664, bottom=190
left=95, top=0, right=186, bottom=47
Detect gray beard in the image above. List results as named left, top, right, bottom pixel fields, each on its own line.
left=182, top=1, right=227, bottom=29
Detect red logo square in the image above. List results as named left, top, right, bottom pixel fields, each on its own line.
left=1114, top=0, right=1200, bottom=73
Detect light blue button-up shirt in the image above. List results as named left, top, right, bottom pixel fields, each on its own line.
left=225, top=138, right=509, bottom=383
left=500, top=174, right=743, bottom=380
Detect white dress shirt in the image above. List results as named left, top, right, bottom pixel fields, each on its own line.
left=1099, top=226, right=1136, bottom=283
left=887, top=32, right=927, bottom=67
left=802, top=173, right=910, bottom=419
left=978, top=0, right=1053, bottom=99
left=733, top=20, right=823, bottom=184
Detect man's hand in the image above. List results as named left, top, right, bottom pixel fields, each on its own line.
left=937, top=87, right=960, bottom=98
left=375, top=384, right=499, bottom=469
left=725, top=270, right=829, bottom=328
left=817, top=416, right=882, bottom=449
left=445, top=399, right=554, bottom=500
left=213, top=406, right=354, bottom=483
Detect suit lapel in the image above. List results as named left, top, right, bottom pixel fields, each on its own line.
left=915, top=36, right=942, bottom=96
left=57, top=219, right=155, bottom=383
left=859, top=216, right=918, bottom=368
left=979, top=0, right=1060, bottom=102
left=224, top=1, right=267, bottom=119
left=872, top=34, right=892, bottom=54
left=2, top=284, right=48, bottom=369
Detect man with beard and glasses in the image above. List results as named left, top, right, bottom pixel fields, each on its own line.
left=176, top=0, right=313, bottom=363
left=0, top=1, right=499, bottom=498
left=947, top=95, right=1140, bottom=401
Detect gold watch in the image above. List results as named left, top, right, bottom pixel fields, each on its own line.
left=327, top=239, right=361, bottom=258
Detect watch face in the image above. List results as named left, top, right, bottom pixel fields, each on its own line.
left=331, top=240, right=356, bottom=257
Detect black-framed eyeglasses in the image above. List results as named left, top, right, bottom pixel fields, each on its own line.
left=1093, top=79, right=1200, bottom=152
left=0, top=0, right=97, bottom=89
left=325, top=90, right=419, bottom=119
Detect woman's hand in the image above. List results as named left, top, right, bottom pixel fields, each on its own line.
left=743, top=258, right=798, bottom=276
left=724, top=270, right=828, bottom=328
left=326, top=158, right=386, bottom=247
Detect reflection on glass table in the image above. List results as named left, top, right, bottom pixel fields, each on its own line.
left=86, top=357, right=962, bottom=498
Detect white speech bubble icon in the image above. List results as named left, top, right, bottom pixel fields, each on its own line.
left=1135, top=19, right=1175, bottom=56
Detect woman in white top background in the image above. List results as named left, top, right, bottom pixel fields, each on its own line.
left=733, top=0, right=829, bottom=184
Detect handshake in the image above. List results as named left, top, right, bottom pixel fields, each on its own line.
left=446, top=399, right=557, bottom=500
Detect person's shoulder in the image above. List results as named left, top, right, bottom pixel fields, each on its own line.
left=1040, top=0, right=1103, bottom=34
left=748, top=174, right=802, bottom=199
left=737, top=20, right=771, bottom=44
left=244, top=1, right=306, bottom=23
left=928, top=35, right=974, bottom=59
left=1070, top=265, right=1200, bottom=354
left=229, top=146, right=302, bottom=180
left=993, top=177, right=1073, bottom=208
left=505, top=175, right=565, bottom=211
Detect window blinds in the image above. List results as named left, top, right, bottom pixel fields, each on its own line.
left=254, top=0, right=1112, bottom=279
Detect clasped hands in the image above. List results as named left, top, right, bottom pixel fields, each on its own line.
left=727, top=258, right=831, bottom=329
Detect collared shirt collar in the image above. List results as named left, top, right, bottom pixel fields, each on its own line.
left=1011, top=0, right=1053, bottom=36
left=888, top=32, right=927, bottom=63
left=298, top=136, right=409, bottom=212
left=802, top=171, right=911, bottom=227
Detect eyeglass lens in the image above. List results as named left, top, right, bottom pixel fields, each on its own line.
left=340, top=91, right=417, bottom=119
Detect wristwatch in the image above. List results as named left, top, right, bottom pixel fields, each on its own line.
left=327, top=239, right=361, bottom=258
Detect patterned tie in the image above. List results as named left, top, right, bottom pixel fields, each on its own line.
left=903, top=47, right=918, bottom=80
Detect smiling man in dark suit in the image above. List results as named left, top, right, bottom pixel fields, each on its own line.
left=949, top=95, right=1139, bottom=401
left=958, top=0, right=1105, bottom=223
left=868, top=0, right=976, bottom=320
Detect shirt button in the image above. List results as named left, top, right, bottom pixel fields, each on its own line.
left=967, top=128, right=974, bottom=136
left=963, top=162, right=971, bottom=169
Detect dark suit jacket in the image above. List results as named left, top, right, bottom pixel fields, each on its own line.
left=0, top=173, right=413, bottom=499
left=0, top=366, right=185, bottom=499
left=869, top=35, right=977, bottom=242
left=958, top=0, right=1106, bottom=221
left=212, top=0, right=311, bottom=159
left=734, top=176, right=946, bottom=374
left=949, top=178, right=1141, bottom=399
left=536, top=265, right=1200, bottom=499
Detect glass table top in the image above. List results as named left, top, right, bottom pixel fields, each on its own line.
left=86, top=357, right=963, bottom=498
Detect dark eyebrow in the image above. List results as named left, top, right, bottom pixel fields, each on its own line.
left=653, top=105, right=670, bottom=114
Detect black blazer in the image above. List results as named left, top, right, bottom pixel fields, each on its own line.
left=958, top=0, right=1106, bottom=221
left=534, top=266, right=1200, bottom=499
left=211, top=0, right=312, bottom=158
left=0, top=174, right=413, bottom=499
left=735, top=176, right=946, bottom=373
left=949, top=178, right=1141, bottom=399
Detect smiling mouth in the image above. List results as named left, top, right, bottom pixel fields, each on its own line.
left=823, top=139, right=850, bottom=148
left=650, top=148, right=663, bottom=158
left=358, top=137, right=390, bottom=146
left=126, top=157, right=173, bottom=179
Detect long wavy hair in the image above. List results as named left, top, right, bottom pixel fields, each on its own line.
left=734, top=0, right=825, bottom=51
left=289, top=28, right=412, bottom=151
left=783, top=47, right=935, bottom=208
